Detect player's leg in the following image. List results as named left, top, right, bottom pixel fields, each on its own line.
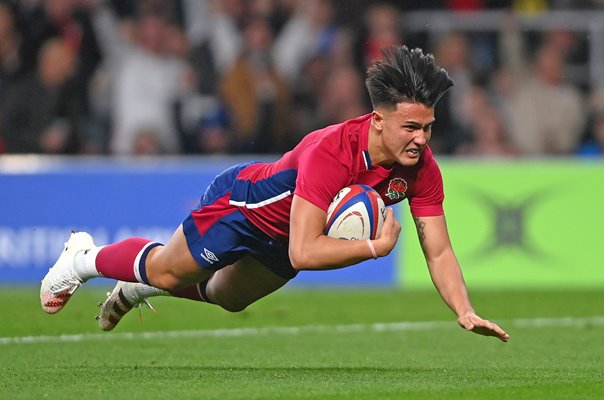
left=96, top=225, right=217, bottom=330
left=92, top=224, right=212, bottom=290
left=204, top=255, right=289, bottom=312
left=167, top=219, right=296, bottom=313
left=144, top=224, right=213, bottom=290
left=97, top=204, right=297, bottom=330
left=41, top=162, right=251, bottom=314
left=98, top=256, right=289, bottom=331
left=40, top=225, right=208, bottom=314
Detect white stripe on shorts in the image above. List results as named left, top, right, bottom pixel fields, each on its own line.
left=229, top=190, right=292, bottom=209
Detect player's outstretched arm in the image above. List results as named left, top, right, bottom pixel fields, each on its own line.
left=288, top=195, right=400, bottom=270
left=413, top=214, right=510, bottom=342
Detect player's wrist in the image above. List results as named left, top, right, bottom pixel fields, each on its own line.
left=456, top=307, right=476, bottom=318
left=372, top=236, right=394, bottom=258
left=366, top=239, right=378, bottom=259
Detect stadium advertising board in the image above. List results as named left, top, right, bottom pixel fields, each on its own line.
left=400, top=161, right=604, bottom=288
left=0, top=157, right=395, bottom=286
left=2, top=158, right=601, bottom=288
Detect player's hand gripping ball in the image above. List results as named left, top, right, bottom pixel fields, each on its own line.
left=325, top=184, right=386, bottom=240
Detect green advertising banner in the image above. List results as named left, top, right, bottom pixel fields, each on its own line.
left=399, top=161, right=604, bottom=288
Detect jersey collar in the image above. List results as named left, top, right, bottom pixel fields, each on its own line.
left=360, top=114, right=373, bottom=170
left=362, top=150, right=372, bottom=170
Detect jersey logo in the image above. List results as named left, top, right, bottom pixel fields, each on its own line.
left=385, top=178, right=408, bottom=200
left=200, top=248, right=219, bottom=264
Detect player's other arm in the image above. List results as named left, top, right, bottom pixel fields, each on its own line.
left=414, top=214, right=510, bottom=342
left=288, top=195, right=400, bottom=270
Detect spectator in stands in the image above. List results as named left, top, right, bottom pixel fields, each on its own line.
left=2, top=1, right=598, bottom=158
left=273, top=0, right=339, bottom=85
left=287, top=0, right=360, bottom=142
left=288, top=55, right=328, bottom=142
left=499, top=20, right=586, bottom=155
left=90, top=1, right=191, bottom=155
left=219, top=16, right=291, bottom=153
left=316, top=64, right=367, bottom=127
left=176, top=0, right=249, bottom=155
left=432, top=32, right=476, bottom=154
left=455, top=83, right=517, bottom=157
left=0, top=38, right=79, bottom=153
left=19, top=0, right=101, bottom=139
left=576, top=112, right=604, bottom=157
left=0, top=1, right=21, bottom=152
left=131, top=127, right=165, bottom=155
left=512, top=0, right=548, bottom=13
left=576, top=87, right=604, bottom=157
left=353, top=2, right=403, bottom=71
left=0, top=1, right=22, bottom=98
left=197, top=103, right=231, bottom=154
left=174, top=94, right=233, bottom=155
left=180, top=0, right=242, bottom=95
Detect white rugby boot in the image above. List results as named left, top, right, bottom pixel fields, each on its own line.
left=97, top=281, right=166, bottom=331
left=40, top=231, right=95, bottom=314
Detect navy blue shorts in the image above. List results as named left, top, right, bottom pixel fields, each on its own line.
left=182, top=163, right=298, bottom=280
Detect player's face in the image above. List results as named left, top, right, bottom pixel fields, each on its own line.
left=373, top=102, right=435, bottom=167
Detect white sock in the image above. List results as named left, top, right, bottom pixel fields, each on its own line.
left=123, top=283, right=168, bottom=304
left=73, top=246, right=104, bottom=281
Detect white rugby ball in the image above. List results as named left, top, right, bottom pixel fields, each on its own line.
left=324, top=184, right=386, bottom=240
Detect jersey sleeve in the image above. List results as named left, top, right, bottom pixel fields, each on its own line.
left=408, top=157, right=444, bottom=217
left=294, top=143, right=351, bottom=212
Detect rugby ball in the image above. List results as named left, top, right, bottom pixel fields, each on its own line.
left=325, top=184, right=386, bottom=240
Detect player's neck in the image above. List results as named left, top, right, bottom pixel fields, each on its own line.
left=367, top=121, right=394, bottom=168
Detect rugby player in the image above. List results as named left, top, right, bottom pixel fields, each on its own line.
left=41, top=46, right=510, bottom=342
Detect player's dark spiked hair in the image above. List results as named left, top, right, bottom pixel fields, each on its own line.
left=365, top=46, right=453, bottom=109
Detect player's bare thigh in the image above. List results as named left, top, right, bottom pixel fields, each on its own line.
left=207, top=256, right=289, bottom=312
left=145, top=224, right=213, bottom=290
left=143, top=225, right=289, bottom=308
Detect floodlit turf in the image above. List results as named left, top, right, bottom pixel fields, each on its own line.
left=1, top=286, right=603, bottom=400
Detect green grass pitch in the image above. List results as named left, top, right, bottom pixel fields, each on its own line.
left=1, top=286, right=603, bottom=400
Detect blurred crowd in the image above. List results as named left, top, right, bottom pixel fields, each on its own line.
left=1, top=0, right=604, bottom=157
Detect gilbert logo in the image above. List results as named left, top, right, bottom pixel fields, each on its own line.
left=200, top=248, right=219, bottom=264
left=386, top=178, right=407, bottom=200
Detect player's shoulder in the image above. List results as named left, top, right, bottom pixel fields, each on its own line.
left=419, top=146, right=440, bottom=168
left=315, top=114, right=370, bottom=137
left=421, top=145, right=435, bottom=160
left=305, top=114, right=371, bottom=151
left=416, top=146, right=443, bottom=183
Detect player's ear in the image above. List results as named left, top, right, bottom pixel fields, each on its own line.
left=372, top=110, right=384, bottom=131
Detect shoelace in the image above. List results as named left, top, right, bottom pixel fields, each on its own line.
left=137, top=299, right=157, bottom=321
left=50, top=277, right=82, bottom=295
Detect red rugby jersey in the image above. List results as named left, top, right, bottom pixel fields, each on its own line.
left=229, top=114, right=444, bottom=242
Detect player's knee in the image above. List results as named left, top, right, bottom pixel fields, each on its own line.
left=145, top=250, right=176, bottom=290
left=146, top=250, right=202, bottom=291
left=147, top=271, right=181, bottom=291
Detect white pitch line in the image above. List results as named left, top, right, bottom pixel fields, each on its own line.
left=1, top=316, right=603, bottom=346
